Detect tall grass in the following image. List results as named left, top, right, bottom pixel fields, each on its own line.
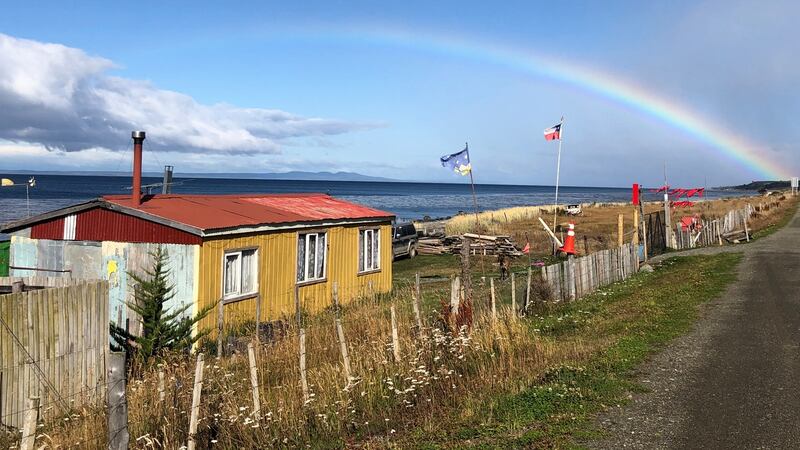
left=5, top=280, right=569, bottom=449
left=445, top=205, right=553, bottom=235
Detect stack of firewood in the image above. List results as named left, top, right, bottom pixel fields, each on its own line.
left=417, top=233, right=523, bottom=256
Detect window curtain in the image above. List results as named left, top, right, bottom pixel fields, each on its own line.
left=366, top=229, right=373, bottom=270
left=372, top=229, right=380, bottom=269
left=297, top=235, right=306, bottom=282
left=241, top=249, right=256, bottom=293
left=316, top=233, right=326, bottom=278
left=307, top=234, right=317, bottom=280
left=224, top=253, right=239, bottom=295
left=358, top=230, right=365, bottom=272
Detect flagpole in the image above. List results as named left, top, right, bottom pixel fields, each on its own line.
left=466, top=142, right=480, bottom=227
left=551, top=117, right=564, bottom=238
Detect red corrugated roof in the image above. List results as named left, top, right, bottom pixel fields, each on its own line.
left=101, top=193, right=393, bottom=232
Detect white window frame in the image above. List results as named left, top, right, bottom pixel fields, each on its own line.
left=297, top=231, right=327, bottom=284
left=222, top=248, right=258, bottom=301
left=358, top=228, right=381, bottom=273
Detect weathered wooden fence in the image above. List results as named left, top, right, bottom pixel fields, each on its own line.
left=674, top=204, right=756, bottom=250
left=540, top=242, right=639, bottom=302
left=0, top=280, right=109, bottom=429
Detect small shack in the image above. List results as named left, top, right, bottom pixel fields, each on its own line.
left=0, top=131, right=394, bottom=336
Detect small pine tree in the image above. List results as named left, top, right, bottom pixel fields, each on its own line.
left=110, top=246, right=213, bottom=361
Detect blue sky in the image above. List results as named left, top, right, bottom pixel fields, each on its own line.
left=0, top=0, right=797, bottom=187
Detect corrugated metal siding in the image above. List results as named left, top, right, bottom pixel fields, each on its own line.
left=9, top=235, right=40, bottom=277
left=30, top=217, right=65, bottom=240
left=196, top=222, right=392, bottom=333
left=102, top=242, right=197, bottom=333
left=76, top=208, right=201, bottom=244
left=29, top=208, right=200, bottom=245
left=8, top=236, right=198, bottom=334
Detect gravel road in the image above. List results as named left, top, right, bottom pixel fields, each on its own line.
left=590, top=207, right=800, bottom=449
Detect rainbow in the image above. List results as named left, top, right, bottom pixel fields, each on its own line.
left=277, top=26, right=792, bottom=180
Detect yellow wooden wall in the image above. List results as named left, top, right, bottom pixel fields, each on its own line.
left=196, top=223, right=392, bottom=332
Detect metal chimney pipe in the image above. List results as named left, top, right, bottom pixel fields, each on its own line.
left=131, top=131, right=146, bottom=207
left=162, top=165, right=173, bottom=194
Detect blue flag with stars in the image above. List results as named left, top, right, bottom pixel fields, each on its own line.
left=440, top=147, right=471, bottom=176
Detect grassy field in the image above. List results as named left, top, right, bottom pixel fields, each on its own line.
left=439, top=193, right=797, bottom=257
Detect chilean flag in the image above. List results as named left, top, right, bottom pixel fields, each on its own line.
left=543, top=123, right=561, bottom=141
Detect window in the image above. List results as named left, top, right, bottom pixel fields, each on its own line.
left=297, top=232, right=326, bottom=283
left=63, top=214, right=77, bottom=240
left=359, top=228, right=380, bottom=273
left=223, top=248, right=258, bottom=299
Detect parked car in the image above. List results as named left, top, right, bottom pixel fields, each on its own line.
left=392, top=223, right=418, bottom=259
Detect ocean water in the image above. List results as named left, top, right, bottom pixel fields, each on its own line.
left=0, top=174, right=747, bottom=237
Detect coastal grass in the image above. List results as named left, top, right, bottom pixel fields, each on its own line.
left=4, top=252, right=742, bottom=449
left=441, top=194, right=797, bottom=258
left=749, top=195, right=798, bottom=240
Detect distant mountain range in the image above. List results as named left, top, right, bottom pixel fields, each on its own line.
left=2, top=170, right=396, bottom=182
left=717, top=180, right=790, bottom=191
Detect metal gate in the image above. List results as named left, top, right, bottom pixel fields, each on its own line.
left=645, top=211, right=667, bottom=256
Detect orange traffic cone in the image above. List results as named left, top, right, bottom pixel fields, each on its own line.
left=559, top=222, right=577, bottom=255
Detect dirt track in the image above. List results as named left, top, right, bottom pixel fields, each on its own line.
left=591, top=207, right=800, bottom=449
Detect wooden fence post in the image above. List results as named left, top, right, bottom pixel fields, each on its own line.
left=633, top=208, right=639, bottom=246
left=450, top=276, right=460, bottom=323
left=490, top=278, right=497, bottom=322
left=642, top=220, right=649, bottom=261
left=525, top=267, right=532, bottom=312
left=187, top=353, right=204, bottom=450
left=332, top=283, right=353, bottom=385
left=510, top=272, right=516, bottom=316
left=744, top=215, right=750, bottom=242
left=299, top=328, right=310, bottom=404
left=20, top=397, right=39, bottom=450
left=11, top=280, right=24, bottom=294
left=568, top=255, right=577, bottom=301
left=412, top=273, right=424, bottom=332
left=294, top=285, right=310, bottom=404
left=618, top=214, right=624, bottom=247
left=247, top=343, right=261, bottom=420
left=107, top=352, right=129, bottom=450
left=216, top=301, right=224, bottom=358
left=390, top=304, right=401, bottom=361
left=255, top=294, right=261, bottom=343
left=158, top=370, right=165, bottom=403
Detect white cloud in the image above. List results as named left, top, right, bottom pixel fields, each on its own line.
left=0, top=33, right=376, bottom=154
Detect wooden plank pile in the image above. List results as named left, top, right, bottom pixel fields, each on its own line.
left=417, top=233, right=523, bottom=256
